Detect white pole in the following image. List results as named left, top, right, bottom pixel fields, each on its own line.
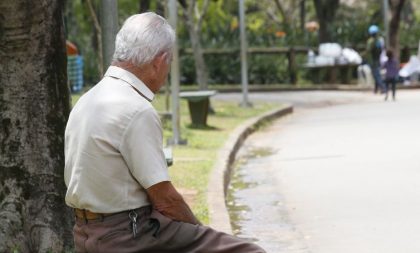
left=100, top=0, right=118, bottom=70
left=418, top=40, right=420, bottom=59
left=239, top=0, right=251, bottom=107
left=168, top=0, right=182, bottom=145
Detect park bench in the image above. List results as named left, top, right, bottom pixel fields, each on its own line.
left=304, top=63, right=359, bottom=84
left=179, top=90, right=217, bottom=127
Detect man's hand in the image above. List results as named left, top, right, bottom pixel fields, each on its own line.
left=146, top=181, right=201, bottom=225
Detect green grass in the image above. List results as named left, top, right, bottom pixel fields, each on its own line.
left=71, top=92, right=278, bottom=224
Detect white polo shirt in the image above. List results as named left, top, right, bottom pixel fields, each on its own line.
left=64, top=66, right=169, bottom=213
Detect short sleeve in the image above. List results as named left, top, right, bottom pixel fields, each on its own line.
left=120, top=107, right=169, bottom=189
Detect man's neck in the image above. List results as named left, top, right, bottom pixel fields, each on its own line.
left=112, top=61, right=155, bottom=92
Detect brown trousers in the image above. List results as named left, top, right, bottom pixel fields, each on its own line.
left=73, top=206, right=265, bottom=253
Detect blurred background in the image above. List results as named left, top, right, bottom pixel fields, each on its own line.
left=64, top=0, right=420, bottom=89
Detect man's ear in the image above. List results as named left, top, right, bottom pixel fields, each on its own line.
left=152, top=53, right=167, bottom=71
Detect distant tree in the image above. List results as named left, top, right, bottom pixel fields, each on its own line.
left=270, top=0, right=305, bottom=32
left=179, top=0, right=210, bottom=90
left=0, top=1, right=73, bottom=252
left=389, top=0, right=406, bottom=61
left=139, top=0, right=164, bottom=16
left=65, top=0, right=101, bottom=84
left=262, top=0, right=309, bottom=44
left=139, top=0, right=150, bottom=13
left=86, top=0, right=104, bottom=76
left=313, top=0, right=340, bottom=43
left=272, top=0, right=292, bottom=29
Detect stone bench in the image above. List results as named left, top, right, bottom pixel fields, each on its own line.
left=179, top=90, right=217, bottom=127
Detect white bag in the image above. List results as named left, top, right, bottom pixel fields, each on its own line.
left=342, top=48, right=362, bottom=64
left=319, top=43, right=342, bottom=58
left=399, top=55, right=420, bottom=77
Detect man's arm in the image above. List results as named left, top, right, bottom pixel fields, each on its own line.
left=146, top=181, right=201, bottom=225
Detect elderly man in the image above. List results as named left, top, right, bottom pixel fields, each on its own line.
left=64, top=12, right=265, bottom=253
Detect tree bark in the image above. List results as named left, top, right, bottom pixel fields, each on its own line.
left=313, top=0, right=340, bottom=43
left=300, top=0, right=306, bottom=33
left=389, top=0, right=406, bottom=61
left=0, top=1, right=73, bottom=252
left=155, top=1, right=165, bottom=16
left=179, top=0, right=209, bottom=90
left=86, top=0, right=104, bottom=77
left=139, top=0, right=150, bottom=13
left=273, top=0, right=291, bottom=28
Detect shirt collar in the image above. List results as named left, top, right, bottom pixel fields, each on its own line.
left=104, top=66, right=155, bottom=101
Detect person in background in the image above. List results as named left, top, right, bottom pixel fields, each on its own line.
left=364, top=25, right=386, bottom=94
left=383, top=49, right=399, bottom=101
left=66, top=40, right=84, bottom=93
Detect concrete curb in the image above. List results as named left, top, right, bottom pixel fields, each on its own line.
left=177, top=85, right=420, bottom=93
left=207, top=104, right=293, bottom=234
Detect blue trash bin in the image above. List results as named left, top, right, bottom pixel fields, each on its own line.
left=67, top=55, right=84, bottom=93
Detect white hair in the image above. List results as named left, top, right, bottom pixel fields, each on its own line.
left=113, top=12, right=175, bottom=66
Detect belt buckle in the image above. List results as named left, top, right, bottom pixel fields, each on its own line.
left=82, top=209, right=88, bottom=224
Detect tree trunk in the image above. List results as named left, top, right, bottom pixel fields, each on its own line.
left=185, top=20, right=208, bottom=90
left=389, top=0, right=406, bottom=61
left=179, top=0, right=209, bottom=90
left=139, top=0, right=150, bottom=13
left=273, top=0, right=291, bottom=29
left=0, top=1, right=73, bottom=252
left=300, top=0, right=306, bottom=32
left=86, top=0, right=104, bottom=77
left=155, top=1, right=165, bottom=16
left=313, top=0, right=340, bottom=43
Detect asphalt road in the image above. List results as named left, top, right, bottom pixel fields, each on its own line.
left=219, top=90, right=420, bottom=253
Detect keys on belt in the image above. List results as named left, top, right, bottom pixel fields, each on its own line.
left=75, top=208, right=141, bottom=238
left=129, top=210, right=138, bottom=238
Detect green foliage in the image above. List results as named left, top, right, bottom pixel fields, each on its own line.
left=66, top=0, right=420, bottom=87
left=248, top=54, right=289, bottom=84
left=328, top=2, right=380, bottom=46
left=206, top=54, right=241, bottom=84
left=11, top=246, right=20, bottom=253
left=399, top=0, right=420, bottom=48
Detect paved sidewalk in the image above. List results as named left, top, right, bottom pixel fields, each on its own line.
left=214, top=90, right=375, bottom=108
left=225, top=90, right=420, bottom=253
